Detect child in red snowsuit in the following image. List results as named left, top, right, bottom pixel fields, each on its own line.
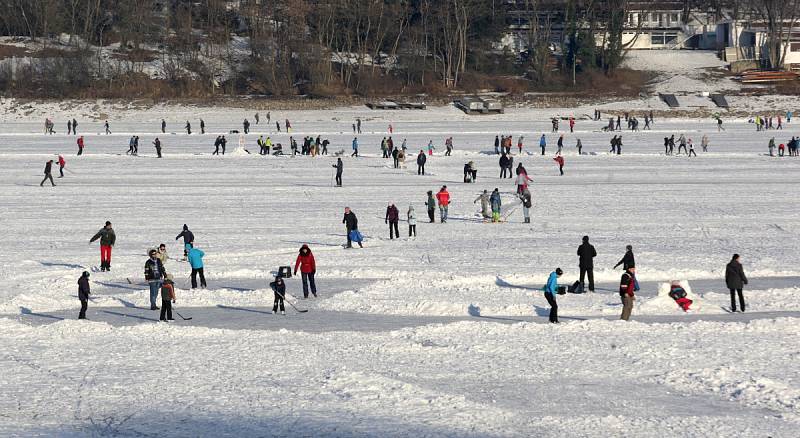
left=668, top=283, right=693, bottom=312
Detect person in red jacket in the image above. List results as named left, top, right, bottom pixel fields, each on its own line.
left=294, top=244, right=317, bottom=298
left=619, top=266, right=636, bottom=321
left=553, top=155, right=564, bottom=175
left=435, top=185, right=450, bottom=223
left=57, top=155, right=66, bottom=178
left=76, top=136, right=85, bottom=155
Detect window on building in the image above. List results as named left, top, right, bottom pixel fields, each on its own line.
left=651, top=34, right=666, bottom=45
left=670, top=13, right=679, bottom=24
left=791, top=42, right=800, bottom=52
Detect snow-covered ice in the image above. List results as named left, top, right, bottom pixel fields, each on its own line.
left=1, top=101, right=799, bottom=436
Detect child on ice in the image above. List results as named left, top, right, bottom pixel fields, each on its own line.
left=668, top=282, right=693, bottom=312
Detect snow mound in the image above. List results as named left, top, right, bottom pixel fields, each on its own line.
left=638, top=280, right=701, bottom=314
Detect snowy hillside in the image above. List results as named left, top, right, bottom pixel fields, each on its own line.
left=1, top=100, right=799, bottom=436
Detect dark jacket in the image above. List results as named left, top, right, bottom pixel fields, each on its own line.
left=333, top=159, right=343, bottom=174
left=144, top=258, right=165, bottom=281
left=725, top=260, right=748, bottom=290
left=270, top=279, right=286, bottom=296
left=176, top=226, right=194, bottom=245
left=620, top=272, right=636, bottom=297
left=577, top=242, right=597, bottom=268
left=343, top=211, right=358, bottom=230
left=615, top=250, right=635, bottom=270
left=417, top=152, right=426, bottom=165
left=426, top=194, right=436, bottom=211
left=44, top=161, right=53, bottom=174
left=500, top=155, right=511, bottom=169
left=90, top=228, right=116, bottom=246
left=385, top=205, right=399, bottom=222
left=78, top=275, right=91, bottom=300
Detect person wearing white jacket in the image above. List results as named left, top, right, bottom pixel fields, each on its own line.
left=407, top=205, right=417, bottom=237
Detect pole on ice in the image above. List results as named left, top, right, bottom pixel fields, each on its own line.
left=274, top=290, right=308, bottom=313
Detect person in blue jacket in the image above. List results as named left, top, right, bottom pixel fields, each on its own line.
left=544, top=268, right=563, bottom=323
left=188, top=245, right=206, bottom=289
left=490, top=188, right=502, bottom=222
left=539, top=134, right=547, bottom=155
left=351, top=137, right=359, bottom=157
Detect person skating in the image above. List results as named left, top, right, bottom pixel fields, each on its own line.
left=769, top=137, right=776, bottom=156
left=343, top=207, right=362, bottom=248
left=515, top=168, right=532, bottom=195
left=144, top=249, right=165, bottom=310
left=474, top=189, right=492, bottom=219
left=554, top=155, right=564, bottom=175
left=188, top=245, right=206, bottom=289
left=77, top=136, right=85, bottom=155
left=688, top=140, right=697, bottom=157
left=212, top=136, right=222, bottom=155
left=254, top=112, right=260, bottom=124
left=677, top=134, right=687, bottom=155
left=557, top=135, right=564, bottom=154
left=407, top=205, right=417, bottom=237
left=615, top=136, right=623, bottom=155
left=243, top=118, right=250, bottom=134
left=294, top=244, right=317, bottom=298
left=175, top=224, right=194, bottom=259
left=490, top=188, right=502, bottom=223
left=427, top=140, right=434, bottom=156
left=436, top=186, right=450, bottom=223
left=577, top=236, right=596, bottom=292
left=285, top=119, right=291, bottom=133
left=67, top=119, right=72, bottom=135
left=78, top=271, right=90, bottom=319
left=494, top=135, right=500, bottom=155
left=153, top=137, right=162, bottom=158
left=425, top=191, right=436, bottom=223
left=90, top=221, right=115, bottom=271
left=520, top=187, right=532, bottom=223
left=220, top=135, right=227, bottom=155
left=620, top=266, right=636, bottom=321
left=543, top=268, right=563, bottom=323
left=351, top=137, right=359, bottom=157
left=576, top=138, right=583, bottom=155
left=160, top=274, right=176, bottom=321
left=385, top=203, right=400, bottom=239
left=104, top=120, right=111, bottom=134
left=701, top=134, right=709, bottom=152
left=200, top=118, right=205, bottom=134
left=356, top=118, right=362, bottom=134
left=127, top=136, right=136, bottom=155
left=417, top=150, right=427, bottom=175
left=276, top=120, right=281, bottom=132
left=185, top=121, right=191, bottom=135
left=392, top=147, right=400, bottom=168
left=445, top=137, right=453, bottom=156
left=57, top=155, right=66, bottom=178
left=161, top=119, right=166, bottom=133
left=725, top=254, right=748, bottom=312
left=72, top=118, right=78, bottom=135
left=270, top=276, right=286, bottom=315
left=333, top=158, right=343, bottom=187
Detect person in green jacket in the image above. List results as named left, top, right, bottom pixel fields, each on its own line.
left=89, top=221, right=116, bottom=271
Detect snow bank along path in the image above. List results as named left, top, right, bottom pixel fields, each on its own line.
left=1, top=101, right=799, bottom=436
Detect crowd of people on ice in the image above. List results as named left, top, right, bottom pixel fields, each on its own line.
left=25, top=111, right=770, bottom=323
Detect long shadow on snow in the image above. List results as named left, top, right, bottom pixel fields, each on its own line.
left=94, top=281, right=141, bottom=291
left=495, top=276, right=540, bottom=291
left=217, top=304, right=275, bottom=315
left=101, top=310, right=158, bottom=322
left=39, top=261, right=86, bottom=269
left=19, top=306, right=64, bottom=320
left=280, top=240, right=343, bottom=248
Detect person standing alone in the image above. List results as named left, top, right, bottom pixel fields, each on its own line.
left=90, top=221, right=115, bottom=271
left=78, top=271, right=91, bottom=319
left=725, top=254, right=748, bottom=312
left=188, top=245, right=207, bottom=289
left=577, top=236, right=597, bottom=292
left=144, top=249, right=165, bottom=310
left=385, top=203, right=400, bottom=239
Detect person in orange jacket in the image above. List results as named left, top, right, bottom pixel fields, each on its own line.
left=435, top=186, right=450, bottom=223
left=294, top=244, right=317, bottom=298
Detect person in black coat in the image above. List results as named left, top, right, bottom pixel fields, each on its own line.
left=577, top=236, right=597, bottom=292
left=144, top=250, right=166, bottom=310
left=40, top=160, right=55, bottom=187
left=417, top=151, right=427, bottom=175
left=343, top=207, right=362, bottom=248
left=385, top=203, right=400, bottom=239
left=332, top=158, right=343, bottom=187
left=78, top=271, right=90, bottom=319
left=176, top=224, right=195, bottom=258
left=725, top=254, right=748, bottom=312
left=270, top=276, right=286, bottom=315
left=614, top=245, right=635, bottom=270
left=499, top=154, right=510, bottom=178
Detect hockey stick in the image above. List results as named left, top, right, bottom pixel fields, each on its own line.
left=173, top=306, right=193, bottom=320
left=274, top=290, right=308, bottom=313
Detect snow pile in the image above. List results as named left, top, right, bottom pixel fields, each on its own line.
left=622, top=50, right=739, bottom=94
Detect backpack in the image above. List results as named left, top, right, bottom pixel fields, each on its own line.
left=568, top=281, right=584, bottom=294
